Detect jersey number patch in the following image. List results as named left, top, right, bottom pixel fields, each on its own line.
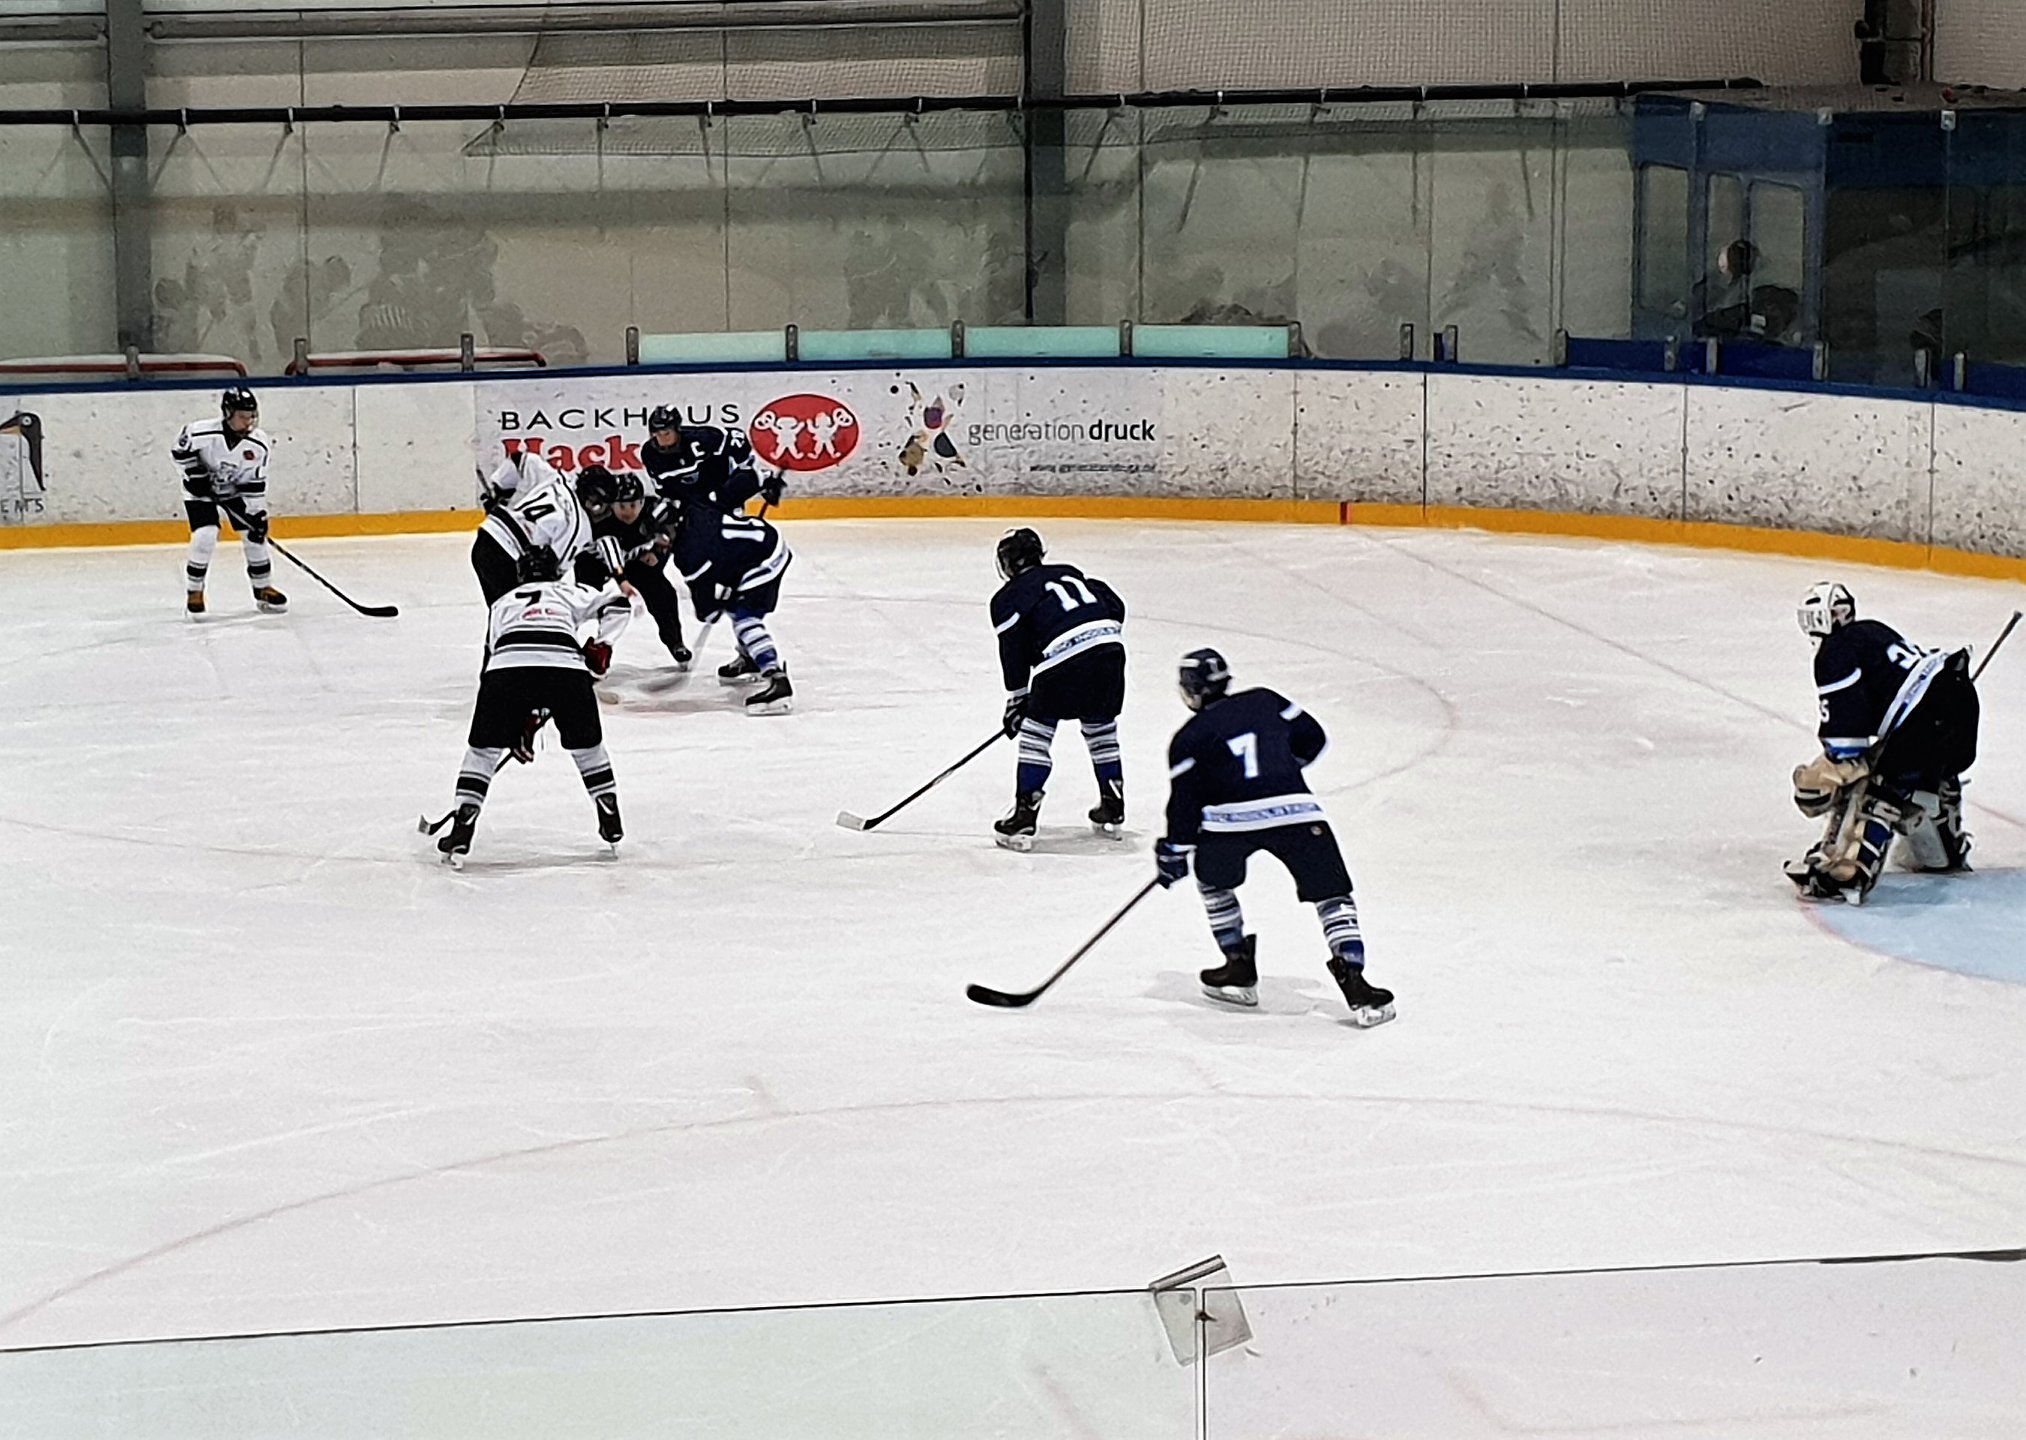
left=1044, top=577, right=1098, bottom=611
left=1226, top=731, right=1260, bottom=779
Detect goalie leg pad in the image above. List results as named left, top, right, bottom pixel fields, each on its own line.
left=1794, top=752, right=1867, bottom=817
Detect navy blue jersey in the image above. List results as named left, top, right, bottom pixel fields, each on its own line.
left=1815, top=618, right=1950, bottom=759
left=643, top=427, right=762, bottom=514
left=989, top=563, right=1126, bottom=696
left=671, top=506, right=790, bottom=615
left=1164, top=688, right=1328, bottom=846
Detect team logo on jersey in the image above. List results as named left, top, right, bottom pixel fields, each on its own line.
left=750, top=394, right=858, bottom=472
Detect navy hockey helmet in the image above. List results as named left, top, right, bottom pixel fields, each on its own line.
left=611, top=471, right=647, bottom=507
left=221, top=387, right=258, bottom=420
left=996, top=526, right=1046, bottom=580
left=1797, top=581, right=1855, bottom=640
left=1178, top=647, right=1232, bottom=711
left=575, top=463, right=619, bottom=518
left=648, top=405, right=681, bottom=433
left=517, top=547, right=562, bottom=584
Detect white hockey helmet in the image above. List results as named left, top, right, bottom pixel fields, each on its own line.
left=1797, top=581, right=1855, bottom=639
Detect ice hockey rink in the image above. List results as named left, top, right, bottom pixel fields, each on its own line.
left=1, top=517, right=2023, bottom=1429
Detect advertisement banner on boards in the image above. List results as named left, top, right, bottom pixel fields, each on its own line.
left=473, top=368, right=1168, bottom=498
left=1, top=407, right=48, bottom=524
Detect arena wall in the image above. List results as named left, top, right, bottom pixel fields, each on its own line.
left=2, top=363, right=2024, bottom=579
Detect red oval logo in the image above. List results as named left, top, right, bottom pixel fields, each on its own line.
left=751, top=394, right=858, bottom=472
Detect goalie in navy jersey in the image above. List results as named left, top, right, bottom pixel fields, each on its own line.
left=669, top=495, right=795, bottom=714
left=642, top=404, right=783, bottom=516
left=1788, top=582, right=1981, bottom=903
left=589, top=471, right=691, bottom=669
left=1155, top=649, right=1394, bottom=1026
left=430, top=547, right=632, bottom=865
left=987, top=528, right=1128, bottom=849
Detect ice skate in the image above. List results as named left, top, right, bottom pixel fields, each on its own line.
left=185, top=589, right=205, bottom=618
left=595, top=794, right=623, bottom=849
left=745, top=667, right=794, bottom=715
left=668, top=643, right=693, bottom=671
left=718, top=653, right=761, bottom=686
left=1200, top=935, right=1258, bottom=1007
left=437, top=804, right=479, bottom=867
left=253, top=584, right=288, bottom=613
left=993, top=790, right=1044, bottom=852
left=1087, top=778, right=1125, bottom=837
left=1328, top=957, right=1395, bottom=1027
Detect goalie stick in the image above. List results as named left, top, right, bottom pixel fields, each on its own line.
left=967, top=878, right=1160, bottom=1008
left=1972, top=609, right=2021, bottom=682
left=837, top=730, right=1004, bottom=831
left=219, top=500, right=399, bottom=618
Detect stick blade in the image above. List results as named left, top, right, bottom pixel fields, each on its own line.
left=966, top=983, right=1038, bottom=1009
left=358, top=604, right=400, bottom=618
left=835, top=810, right=871, bottom=830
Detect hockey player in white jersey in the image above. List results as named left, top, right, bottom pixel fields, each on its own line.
left=175, top=387, right=285, bottom=616
left=428, top=547, right=633, bottom=865
left=469, top=450, right=606, bottom=603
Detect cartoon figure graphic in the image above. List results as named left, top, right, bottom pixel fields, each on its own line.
left=768, top=412, right=807, bottom=462
left=808, top=407, right=848, bottom=460
left=2, top=410, right=46, bottom=521
left=895, top=381, right=967, bottom=478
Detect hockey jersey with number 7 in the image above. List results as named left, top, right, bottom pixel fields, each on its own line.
left=483, top=579, right=632, bottom=675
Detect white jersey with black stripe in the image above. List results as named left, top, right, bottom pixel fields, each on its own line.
left=483, top=579, right=633, bottom=675
left=479, top=453, right=592, bottom=564
left=172, top=418, right=272, bottom=505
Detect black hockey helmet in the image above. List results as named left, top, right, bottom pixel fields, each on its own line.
left=996, top=526, right=1045, bottom=580
left=611, top=471, right=646, bottom=507
left=575, top=463, right=619, bottom=518
left=648, top=404, right=681, bottom=433
left=573, top=550, right=611, bottom=588
left=221, top=387, right=258, bottom=419
left=517, top=547, right=562, bottom=584
left=1177, top=647, right=1232, bottom=711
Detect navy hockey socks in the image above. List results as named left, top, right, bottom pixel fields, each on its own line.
left=1080, top=719, right=1123, bottom=785
left=1315, top=894, right=1365, bottom=964
left=1016, top=717, right=1057, bottom=793
left=1198, top=883, right=1246, bottom=951
left=731, top=613, right=781, bottom=672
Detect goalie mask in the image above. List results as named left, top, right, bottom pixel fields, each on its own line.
left=1797, top=582, right=1855, bottom=641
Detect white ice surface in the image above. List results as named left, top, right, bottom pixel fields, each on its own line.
left=1, top=519, right=2022, bottom=1358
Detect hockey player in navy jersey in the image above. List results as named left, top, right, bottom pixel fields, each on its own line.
left=590, top=471, right=690, bottom=669
left=669, top=496, right=795, bottom=713
left=1154, top=648, right=1394, bottom=1026
left=643, top=404, right=783, bottom=516
left=987, top=528, right=1128, bottom=849
left=431, top=547, right=632, bottom=865
left=174, top=388, right=286, bottom=616
left=1788, top=582, right=1981, bottom=903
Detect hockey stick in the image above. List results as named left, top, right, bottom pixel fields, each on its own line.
left=837, top=730, right=1004, bottom=831
left=1972, top=609, right=2021, bottom=682
left=966, top=878, right=1161, bottom=1009
left=218, top=500, right=399, bottom=618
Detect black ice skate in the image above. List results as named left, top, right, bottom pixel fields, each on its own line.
left=1200, top=935, right=1259, bottom=1008
left=437, top=804, right=480, bottom=867
left=1087, top=778, right=1126, bottom=837
left=745, top=667, right=794, bottom=715
left=718, top=653, right=761, bottom=685
left=1327, top=957, right=1395, bottom=1027
left=253, top=584, right=288, bottom=613
left=992, top=790, right=1045, bottom=852
left=185, top=589, right=205, bottom=618
left=667, top=642, right=694, bottom=671
left=595, top=794, right=623, bottom=848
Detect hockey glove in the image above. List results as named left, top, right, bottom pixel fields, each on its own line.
left=1154, top=838, right=1192, bottom=889
left=583, top=639, right=613, bottom=677
left=1001, top=693, right=1026, bottom=738
left=243, top=510, right=270, bottom=545
left=511, top=709, right=549, bottom=764
left=759, top=473, right=786, bottom=508
left=185, top=474, right=214, bottom=499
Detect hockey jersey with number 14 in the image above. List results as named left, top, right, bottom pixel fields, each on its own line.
left=479, top=452, right=592, bottom=565
left=483, top=579, right=632, bottom=676
left=1164, top=688, right=1329, bottom=847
